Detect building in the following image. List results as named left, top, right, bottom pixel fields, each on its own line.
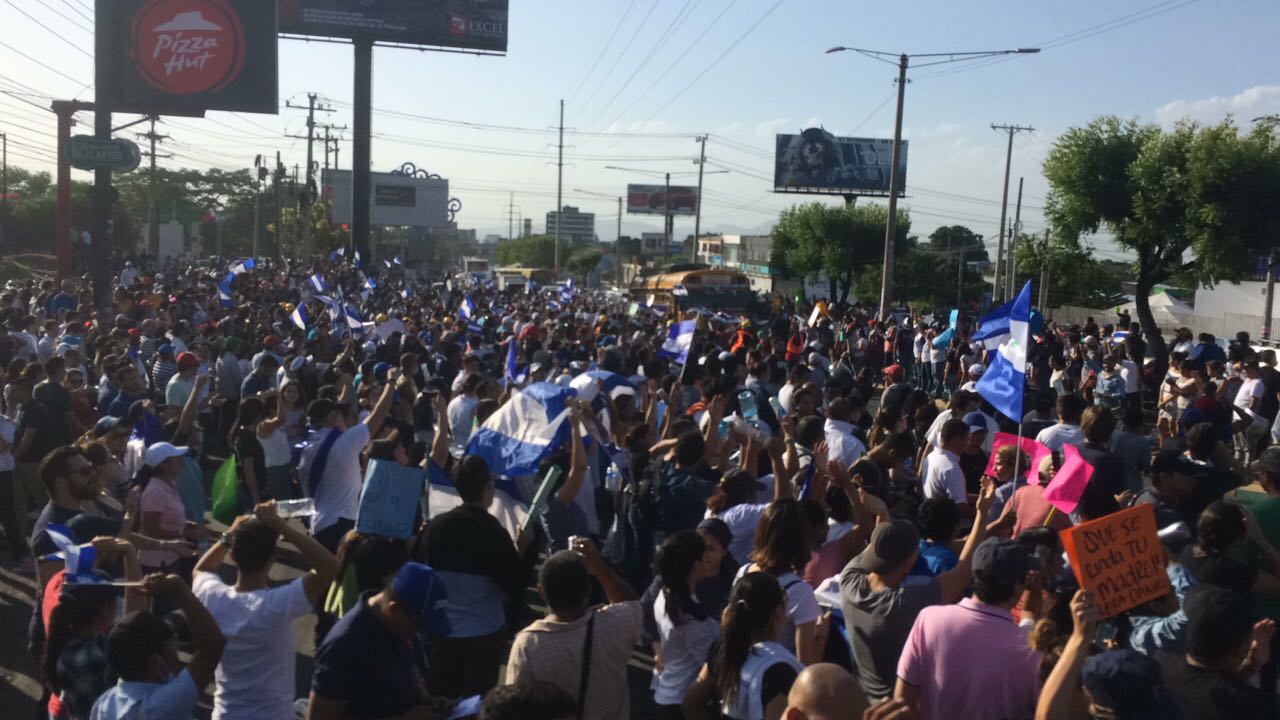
left=545, top=206, right=596, bottom=245
left=640, top=232, right=667, bottom=256
left=694, top=234, right=796, bottom=295
left=522, top=218, right=532, bottom=238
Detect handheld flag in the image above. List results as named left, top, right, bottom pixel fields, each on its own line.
left=308, top=274, right=328, bottom=293
left=466, top=382, right=575, bottom=480
left=290, top=304, right=310, bottom=331
left=658, top=320, right=697, bottom=365
left=561, top=278, right=574, bottom=304
left=384, top=259, right=392, bottom=269
left=353, top=249, right=362, bottom=268
left=228, top=258, right=255, bottom=276
left=44, top=524, right=99, bottom=583
left=973, top=297, right=1017, bottom=350
left=505, top=338, right=526, bottom=387
left=393, top=256, right=402, bottom=266
left=975, top=280, right=1031, bottom=421
left=217, top=280, right=234, bottom=308
left=459, top=296, right=476, bottom=320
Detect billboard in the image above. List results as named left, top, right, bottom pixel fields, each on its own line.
left=108, top=0, right=278, bottom=115
left=278, top=0, right=509, bottom=53
left=627, top=184, right=699, bottom=216
left=326, top=170, right=452, bottom=228
left=774, top=128, right=907, bottom=196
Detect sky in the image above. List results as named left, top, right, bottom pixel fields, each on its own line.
left=3, top=0, right=1280, bottom=263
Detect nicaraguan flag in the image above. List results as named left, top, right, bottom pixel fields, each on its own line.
left=290, top=304, right=310, bottom=331
left=329, top=247, right=345, bottom=260
left=466, top=382, right=575, bottom=480
left=45, top=524, right=100, bottom=583
left=459, top=296, right=475, bottom=320
left=393, top=256, right=402, bottom=266
left=353, top=249, right=362, bottom=268
left=505, top=338, right=526, bottom=387
left=426, top=458, right=529, bottom=540
left=976, top=280, right=1031, bottom=421
left=308, top=274, right=328, bottom=293
left=400, top=287, right=410, bottom=301
left=973, top=296, right=1017, bottom=350
left=1110, top=330, right=1129, bottom=345
left=217, top=280, right=234, bottom=308
left=561, top=278, right=574, bottom=304
left=658, top=320, right=697, bottom=365
left=228, top=258, right=255, bottom=276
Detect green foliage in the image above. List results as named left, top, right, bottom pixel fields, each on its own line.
left=496, top=234, right=559, bottom=268
left=1013, top=232, right=1127, bottom=308
left=770, top=202, right=910, bottom=303
left=566, top=247, right=604, bottom=280
left=927, top=225, right=989, bottom=262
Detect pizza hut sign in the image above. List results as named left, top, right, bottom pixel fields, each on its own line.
left=108, top=0, right=277, bottom=115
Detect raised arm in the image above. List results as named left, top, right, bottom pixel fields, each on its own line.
left=145, top=574, right=225, bottom=691
left=556, top=404, right=589, bottom=507
left=429, top=392, right=451, bottom=468
left=257, top=501, right=339, bottom=604
left=937, top=476, right=995, bottom=603
left=177, top=374, right=210, bottom=438
left=1035, top=590, right=1097, bottom=720
left=258, top=391, right=287, bottom=437
left=362, top=370, right=398, bottom=436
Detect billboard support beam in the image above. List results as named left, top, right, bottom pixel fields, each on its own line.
left=352, top=39, right=373, bottom=263
left=91, top=0, right=114, bottom=308
left=877, top=54, right=908, bottom=322
left=693, top=136, right=706, bottom=262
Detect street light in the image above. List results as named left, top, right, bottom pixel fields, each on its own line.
left=827, top=45, right=1039, bottom=320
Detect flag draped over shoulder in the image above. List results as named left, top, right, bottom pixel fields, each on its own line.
left=976, top=280, right=1032, bottom=421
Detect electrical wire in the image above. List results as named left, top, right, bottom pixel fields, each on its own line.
left=0, top=39, right=88, bottom=85
left=564, top=0, right=639, bottom=107
left=570, top=0, right=662, bottom=126
left=31, top=0, right=93, bottom=35
left=2, top=0, right=93, bottom=57
left=63, top=0, right=94, bottom=24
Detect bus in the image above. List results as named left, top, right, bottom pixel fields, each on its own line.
left=631, top=265, right=760, bottom=316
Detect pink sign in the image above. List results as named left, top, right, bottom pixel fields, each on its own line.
left=1041, top=444, right=1096, bottom=514
left=983, top=432, right=1053, bottom=486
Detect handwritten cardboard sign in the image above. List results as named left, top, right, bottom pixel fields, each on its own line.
left=983, top=432, right=1052, bottom=485
left=1061, top=503, right=1172, bottom=618
left=356, top=459, right=425, bottom=539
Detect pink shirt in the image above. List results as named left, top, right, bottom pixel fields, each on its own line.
left=897, top=598, right=1040, bottom=720
left=139, top=477, right=186, bottom=568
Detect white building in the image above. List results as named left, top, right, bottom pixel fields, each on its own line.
left=546, top=206, right=596, bottom=245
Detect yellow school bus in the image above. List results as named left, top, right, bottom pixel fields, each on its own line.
left=631, top=265, right=759, bottom=315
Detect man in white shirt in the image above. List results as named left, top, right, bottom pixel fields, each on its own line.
left=120, top=261, right=139, bottom=288
left=1035, top=394, right=1088, bottom=452
left=448, top=372, right=482, bottom=457
left=11, top=316, right=38, bottom=360
left=778, top=364, right=809, bottom=416
left=922, top=418, right=970, bottom=508
left=193, top=502, right=338, bottom=720
left=36, top=319, right=59, bottom=362
left=1234, top=359, right=1267, bottom=461
left=825, top=397, right=867, bottom=469
left=299, top=373, right=396, bottom=552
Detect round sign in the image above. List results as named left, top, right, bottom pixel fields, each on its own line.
left=130, top=0, right=246, bottom=96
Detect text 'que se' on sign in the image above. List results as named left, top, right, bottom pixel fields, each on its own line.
left=1060, top=503, right=1172, bottom=618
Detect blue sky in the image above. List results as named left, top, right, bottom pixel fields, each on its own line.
left=3, top=0, right=1279, bottom=260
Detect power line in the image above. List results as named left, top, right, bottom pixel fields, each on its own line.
left=0, top=40, right=89, bottom=86
left=564, top=0, right=640, bottom=107
left=31, top=0, right=93, bottom=34
left=2, top=0, right=93, bottom=57
left=570, top=0, right=662, bottom=126
left=63, top=0, right=94, bottom=24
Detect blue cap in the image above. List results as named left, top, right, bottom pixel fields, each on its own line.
left=962, top=411, right=988, bottom=433
left=1081, top=649, right=1180, bottom=719
left=93, top=416, right=123, bottom=437
left=158, top=344, right=175, bottom=356
left=391, top=563, right=450, bottom=636
left=373, top=362, right=393, bottom=382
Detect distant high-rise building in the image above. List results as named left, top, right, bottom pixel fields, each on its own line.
left=545, top=205, right=595, bottom=245
left=522, top=218, right=532, bottom=238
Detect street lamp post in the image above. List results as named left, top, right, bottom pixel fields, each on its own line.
left=827, top=46, right=1040, bottom=320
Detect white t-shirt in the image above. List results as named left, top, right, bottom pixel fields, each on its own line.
left=720, top=503, right=769, bottom=567
left=653, top=591, right=719, bottom=706
left=1119, top=359, right=1140, bottom=393
left=734, top=566, right=819, bottom=655
left=824, top=419, right=867, bottom=470
left=447, top=395, right=479, bottom=457
left=193, top=573, right=312, bottom=720
left=922, top=447, right=966, bottom=504
left=1035, top=423, right=1085, bottom=452
left=1235, top=378, right=1264, bottom=417
left=300, top=423, right=371, bottom=533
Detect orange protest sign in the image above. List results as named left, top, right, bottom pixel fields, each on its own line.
left=1060, top=503, right=1172, bottom=618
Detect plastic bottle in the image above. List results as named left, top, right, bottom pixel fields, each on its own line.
left=738, top=390, right=759, bottom=424
left=276, top=498, right=316, bottom=519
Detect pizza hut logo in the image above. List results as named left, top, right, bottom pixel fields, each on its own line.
left=131, top=0, right=246, bottom=96
left=450, top=15, right=468, bottom=36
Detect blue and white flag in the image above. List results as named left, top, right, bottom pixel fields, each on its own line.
left=459, top=296, right=475, bottom=320
left=425, top=458, right=528, bottom=539
left=364, top=276, right=378, bottom=292
left=976, top=280, right=1032, bottom=421
left=290, top=304, right=310, bottom=331
left=228, top=258, right=255, bottom=276
left=972, top=297, right=1017, bottom=350
left=45, top=524, right=100, bottom=583
left=353, top=249, right=362, bottom=268
left=1110, top=330, right=1129, bottom=345
left=308, top=274, right=328, bottom=293
left=505, top=338, right=526, bottom=387
left=400, top=287, right=411, bottom=302
left=466, top=382, right=575, bottom=481
left=329, top=247, right=345, bottom=261
left=561, top=278, right=574, bottom=304
left=658, top=320, right=697, bottom=365
left=393, top=256, right=402, bottom=266
left=217, top=276, right=234, bottom=307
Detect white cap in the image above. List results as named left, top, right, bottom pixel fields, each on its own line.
left=969, top=362, right=986, bottom=377
left=143, top=442, right=188, bottom=468
left=569, top=373, right=599, bottom=404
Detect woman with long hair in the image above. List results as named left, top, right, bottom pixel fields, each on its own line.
left=867, top=405, right=907, bottom=450
left=735, top=498, right=825, bottom=665
left=684, top=572, right=803, bottom=720
left=651, top=531, right=719, bottom=719
left=279, top=378, right=308, bottom=443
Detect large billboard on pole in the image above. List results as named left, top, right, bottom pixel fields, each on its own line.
left=278, top=0, right=509, bottom=53
left=108, top=0, right=279, bottom=115
left=627, top=184, right=699, bottom=216
left=774, top=128, right=907, bottom=196
left=325, top=170, right=452, bottom=228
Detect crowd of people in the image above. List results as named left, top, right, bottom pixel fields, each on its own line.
left=2, top=253, right=1280, bottom=720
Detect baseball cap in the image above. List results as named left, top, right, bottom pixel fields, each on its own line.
left=962, top=411, right=989, bottom=433
left=1152, top=449, right=1200, bottom=476
left=143, top=442, right=188, bottom=468
left=883, top=364, right=903, bottom=382
left=1251, top=446, right=1280, bottom=475
left=968, top=362, right=986, bottom=377
left=157, top=344, right=175, bottom=357
left=175, top=352, right=199, bottom=371
left=391, top=563, right=451, bottom=636
left=93, top=416, right=123, bottom=438
left=1081, top=649, right=1180, bottom=719
left=263, top=334, right=281, bottom=349
left=851, top=519, right=919, bottom=574
left=972, top=537, right=1034, bottom=586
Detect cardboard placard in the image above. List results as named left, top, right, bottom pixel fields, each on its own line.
left=1061, top=504, right=1172, bottom=618
left=356, top=459, right=425, bottom=539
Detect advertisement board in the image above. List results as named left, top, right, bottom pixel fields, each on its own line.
left=278, top=0, right=509, bottom=53
left=627, top=184, right=698, bottom=216
left=326, top=170, right=451, bottom=228
left=774, top=128, right=907, bottom=196
left=108, top=0, right=278, bottom=115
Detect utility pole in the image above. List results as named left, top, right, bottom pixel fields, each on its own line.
left=663, top=171, right=672, bottom=265
left=693, top=135, right=707, bottom=262
left=507, top=191, right=514, bottom=241
left=286, top=94, right=335, bottom=261
left=1007, top=176, right=1023, bottom=298
left=616, top=195, right=623, bottom=287
left=137, top=117, right=171, bottom=258
left=1265, top=256, right=1276, bottom=340
left=273, top=151, right=284, bottom=259
left=555, top=99, right=564, bottom=274
left=1038, top=230, right=1051, bottom=309
left=0, top=131, right=6, bottom=251
left=991, top=124, right=1034, bottom=302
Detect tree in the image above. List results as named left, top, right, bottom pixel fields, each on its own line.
left=566, top=247, right=603, bottom=281
left=770, top=202, right=910, bottom=303
left=1013, top=232, right=1128, bottom=308
left=496, top=234, right=558, bottom=268
left=1043, top=115, right=1280, bottom=383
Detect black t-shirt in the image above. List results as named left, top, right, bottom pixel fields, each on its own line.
left=312, top=591, right=429, bottom=717
left=1157, top=650, right=1274, bottom=720
left=1076, top=444, right=1126, bottom=520
left=235, top=428, right=266, bottom=490
left=16, top=399, right=68, bottom=464
left=657, top=462, right=718, bottom=533
left=959, top=449, right=988, bottom=496
left=1179, top=545, right=1257, bottom=599
left=423, top=504, right=527, bottom=602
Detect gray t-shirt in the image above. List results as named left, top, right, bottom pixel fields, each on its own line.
left=838, top=561, right=941, bottom=701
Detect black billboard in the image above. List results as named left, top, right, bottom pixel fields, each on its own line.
left=108, top=0, right=278, bottom=116
left=774, top=128, right=908, bottom=196
left=278, top=0, right=509, bottom=53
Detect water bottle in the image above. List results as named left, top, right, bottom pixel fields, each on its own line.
left=276, top=498, right=316, bottom=519
left=738, top=390, right=759, bottom=424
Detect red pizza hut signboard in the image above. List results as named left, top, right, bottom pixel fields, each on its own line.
left=108, top=0, right=277, bottom=116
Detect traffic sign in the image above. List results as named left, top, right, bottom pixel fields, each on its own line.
left=68, top=136, right=142, bottom=172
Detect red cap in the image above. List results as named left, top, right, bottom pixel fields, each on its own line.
left=884, top=364, right=903, bottom=382
left=176, top=352, right=199, bottom=370
left=127, top=328, right=141, bottom=338
left=263, top=334, right=281, bottom=348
